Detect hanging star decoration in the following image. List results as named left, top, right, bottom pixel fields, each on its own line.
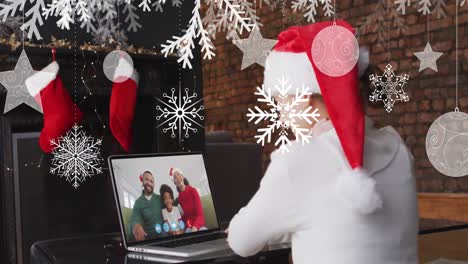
left=234, top=27, right=278, bottom=70
left=0, top=49, right=42, bottom=114
left=369, top=64, right=410, bottom=113
left=414, top=42, right=443, bottom=72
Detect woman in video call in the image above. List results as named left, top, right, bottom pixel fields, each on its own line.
left=170, top=168, right=207, bottom=232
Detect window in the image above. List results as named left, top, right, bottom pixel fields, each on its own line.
left=123, top=191, right=130, bottom=208
left=129, top=195, right=135, bottom=208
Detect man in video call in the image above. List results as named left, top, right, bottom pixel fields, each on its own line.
left=130, top=171, right=164, bottom=241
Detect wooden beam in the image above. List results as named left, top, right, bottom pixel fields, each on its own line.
left=419, top=193, right=468, bottom=222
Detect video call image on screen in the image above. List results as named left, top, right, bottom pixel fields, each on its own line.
left=112, top=154, right=219, bottom=243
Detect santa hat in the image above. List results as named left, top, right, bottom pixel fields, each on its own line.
left=169, top=168, right=183, bottom=177
left=264, top=20, right=382, bottom=214
left=25, top=61, right=83, bottom=153
left=110, top=57, right=139, bottom=152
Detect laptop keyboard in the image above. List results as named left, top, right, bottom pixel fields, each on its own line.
left=150, top=232, right=226, bottom=248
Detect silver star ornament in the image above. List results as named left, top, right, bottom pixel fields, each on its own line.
left=414, top=42, right=443, bottom=72
left=234, top=28, right=278, bottom=70
left=0, top=49, right=41, bottom=114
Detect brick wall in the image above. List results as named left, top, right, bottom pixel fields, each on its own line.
left=202, top=0, right=468, bottom=193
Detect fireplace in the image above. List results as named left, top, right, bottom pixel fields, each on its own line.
left=0, top=49, right=204, bottom=264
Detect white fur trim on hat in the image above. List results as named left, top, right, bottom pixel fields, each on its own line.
left=170, top=167, right=183, bottom=177
left=25, top=61, right=59, bottom=96
left=264, top=51, right=321, bottom=96
left=335, top=167, right=383, bottom=214
left=114, top=57, right=139, bottom=83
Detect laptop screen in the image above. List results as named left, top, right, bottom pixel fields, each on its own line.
left=110, top=153, right=219, bottom=244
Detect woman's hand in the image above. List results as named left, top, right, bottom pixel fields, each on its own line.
left=191, top=226, right=198, bottom=232
left=169, top=230, right=184, bottom=236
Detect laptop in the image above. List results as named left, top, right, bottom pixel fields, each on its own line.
left=108, top=152, right=231, bottom=258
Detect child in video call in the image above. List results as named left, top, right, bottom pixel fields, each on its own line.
left=160, top=184, right=184, bottom=235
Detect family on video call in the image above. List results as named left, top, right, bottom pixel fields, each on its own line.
left=130, top=168, right=207, bottom=242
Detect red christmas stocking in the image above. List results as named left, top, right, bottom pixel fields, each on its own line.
left=110, top=57, right=139, bottom=152
left=26, top=61, right=83, bottom=153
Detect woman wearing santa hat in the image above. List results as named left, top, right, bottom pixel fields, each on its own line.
left=227, top=21, right=418, bottom=264
left=170, top=168, right=207, bottom=232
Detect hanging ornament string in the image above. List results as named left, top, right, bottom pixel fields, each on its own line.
left=74, top=22, right=77, bottom=124
left=427, top=11, right=430, bottom=43
left=79, top=49, right=106, bottom=134
left=254, top=0, right=257, bottom=29
left=117, top=0, right=121, bottom=46
left=22, top=0, right=24, bottom=49
left=385, top=0, right=391, bottom=62
left=456, top=0, right=459, bottom=111
left=333, top=0, right=336, bottom=25
left=178, top=1, right=183, bottom=150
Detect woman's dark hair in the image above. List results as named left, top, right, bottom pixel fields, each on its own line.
left=159, top=184, right=174, bottom=204
left=176, top=178, right=190, bottom=193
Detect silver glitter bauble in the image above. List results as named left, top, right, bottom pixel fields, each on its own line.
left=426, top=110, right=468, bottom=177
left=103, top=50, right=134, bottom=83
left=311, top=24, right=359, bottom=77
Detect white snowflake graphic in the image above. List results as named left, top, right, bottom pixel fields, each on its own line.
left=369, top=64, right=410, bottom=113
left=156, top=87, right=204, bottom=140
left=50, top=124, right=103, bottom=189
left=247, top=76, right=320, bottom=153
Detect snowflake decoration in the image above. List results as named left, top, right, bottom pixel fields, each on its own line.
left=247, top=76, right=320, bottom=154
left=369, top=64, right=410, bottom=113
left=291, top=0, right=334, bottom=23
left=50, top=124, right=103, bottom=189
left=162, top=0, right=256, bottom=69
left=358, top=0, right=406, bottom=44
left=156, top=87, right=204, bottom=140
left=395, top=0, right=450, bottom=18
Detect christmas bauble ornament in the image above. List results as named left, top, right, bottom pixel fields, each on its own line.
left=311, top=24, right=359, bottom=77
left=426, top=110, right=468, bottom=177
left=103, top=50, right=134, bottom=83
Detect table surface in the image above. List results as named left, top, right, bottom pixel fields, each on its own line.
left=31, top=226, right=468, bottom=264
left=419, top=227, right=468, bottom=263
left=30, top=233, right=291, bottom=264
